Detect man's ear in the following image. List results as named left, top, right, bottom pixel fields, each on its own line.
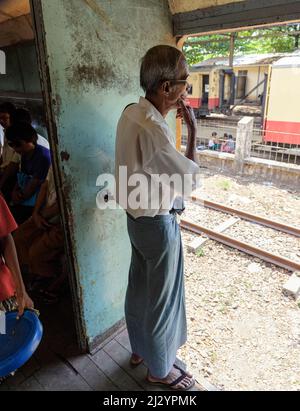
left=162, top=81, right=170, bottom=95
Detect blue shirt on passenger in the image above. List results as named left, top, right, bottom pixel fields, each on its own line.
left=21, top=144, right=51, bottom=181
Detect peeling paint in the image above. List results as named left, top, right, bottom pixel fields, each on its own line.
left=65, top=38, right=132, bottom=93
left=70, top=63, right=116, bottom=89
left=52, top=93, right=62, bottom=118
left=60, top=151, right=70, bottom=162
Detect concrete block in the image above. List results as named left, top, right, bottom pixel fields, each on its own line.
left=187, top=217, right=239, bottom=254
left=215, top=217, right=240, bottom=233
left=187, top=236, right=208, bottom=253
left=282, top=273, right=300, bottom=300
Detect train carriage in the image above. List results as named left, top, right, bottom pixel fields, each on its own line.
left=187, top=54, right=275, bottom=118
left=264, top=55, right=300, bottom=145
left=187, top=65, right=234, bottom=117
left=187, top=52, right=300, bottom=147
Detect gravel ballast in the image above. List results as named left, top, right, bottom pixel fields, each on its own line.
left=178, top=172, right=300, bottom=391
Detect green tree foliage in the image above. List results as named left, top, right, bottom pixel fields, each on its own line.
left=184, top=25, right=300, bottom=66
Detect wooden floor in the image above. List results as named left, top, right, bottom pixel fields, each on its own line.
left=0, top=294, right=213, bottom=391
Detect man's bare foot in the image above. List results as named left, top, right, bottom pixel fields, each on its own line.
left=147, top=365, right=195, bottom=391
left=130, top=353, right=143, bottom=366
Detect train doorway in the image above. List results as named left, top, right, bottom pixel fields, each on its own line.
left=0, top=0, right=83, bottom=355
left=202, top=75, right=209, bottom=105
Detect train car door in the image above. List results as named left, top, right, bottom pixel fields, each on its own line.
left=30, top=0, right=176, bottom=352
left=202, top=75, right=209, bottom=105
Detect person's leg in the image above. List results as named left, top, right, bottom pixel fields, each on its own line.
left=13, top=217, right=43, bottom=268
left=144, top=223, right=194, bottom=390
left=29, top=225, right=64, bottom=279
left=125, top=235, right=147, bottom=365
left=126, top=214, right=194, bottom=390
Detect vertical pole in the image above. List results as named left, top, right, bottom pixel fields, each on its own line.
left=176, top=35, right=188, bottom=152
left=229, top=33, right=235, bottom=68
left=234, top=116, right=254, bottom=173
left=229, top=33, right=236, bottom=107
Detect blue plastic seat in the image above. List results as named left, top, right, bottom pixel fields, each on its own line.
left=0, top=310, right=43, bottom=377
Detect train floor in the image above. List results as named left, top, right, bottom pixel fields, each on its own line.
left=0, top=291, right=204, bottom=391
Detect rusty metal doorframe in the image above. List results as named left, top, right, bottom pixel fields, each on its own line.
left=29, top=0, right=87, bottom=352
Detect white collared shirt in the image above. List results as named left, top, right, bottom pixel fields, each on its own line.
left=115, top=97, right=200, bottom=219
left=0, top=135, right=20, bottom=169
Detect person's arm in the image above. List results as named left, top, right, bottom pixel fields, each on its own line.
left=11, top=182, right=23, bottom=204
left=12, top=177, right=42, bottom=205
left=0, top=162, right=19, bottom=190
left=21, top=150, right=51, bottom=204
left=33, top=179, right=48, bottom=214
left=21, top=177, right=42, bottom=201
left=32, top=180, right=51, bottom=229
left=179, top=101, right=197, bottom=163
left=41, top=203, right=59, bottom=220
left=1, top=234, right=34, bottom=316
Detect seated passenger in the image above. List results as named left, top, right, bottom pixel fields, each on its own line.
left=208, top=132, right=217, bottom=150
left=12, top=108, right=50, bottom=149
left=14, top=166, right=65, bottom=304
left=0, top=103, right=20, bottom=202
left=0, top=195, right=34, bottom=383
left=221, top=134, right=235, bottom=153
left=0, top=194, right=34, bottom=317
left=214, top=137, right=221, bottom=151
left=6, top=122, right=51, bottom=224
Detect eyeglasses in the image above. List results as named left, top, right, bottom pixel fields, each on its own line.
left=166, top=79, right=192, bottom=93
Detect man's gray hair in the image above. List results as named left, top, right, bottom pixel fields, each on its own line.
left=140, top=45, right=186, bottom=94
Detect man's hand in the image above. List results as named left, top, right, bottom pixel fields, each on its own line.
left=33, top=212, right=51, bottom=230
left=15, top=289, right=34, bottom=317
left=177, top=100, right=198, bottom=162
left=177, top=100, right=197, bottom=130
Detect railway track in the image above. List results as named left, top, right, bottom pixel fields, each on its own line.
left=190, top=196, right=300, bottom=237
left=181, top=196, right=300, bottom=273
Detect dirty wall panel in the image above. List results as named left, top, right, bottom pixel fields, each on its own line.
left=39, top=0, right=175, bottom=346
left=19, top=43, right=41, bottom=94
left=0, top=43, right=40, bottom=94
left=0, top=46, right=25, bottom=93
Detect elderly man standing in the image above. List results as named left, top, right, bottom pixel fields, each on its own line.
left=115, top=45, right=200, bottom=390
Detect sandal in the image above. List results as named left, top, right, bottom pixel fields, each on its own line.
left=130, top=353, right=143, bottom=367
left=146, top=364, right=195, bottom=391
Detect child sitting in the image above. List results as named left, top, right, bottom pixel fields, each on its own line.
left=0, top=194, right=33, bottom=314
left=5, top=122, right=51, bottom=224
left=0, top=194, right=34, bottom=383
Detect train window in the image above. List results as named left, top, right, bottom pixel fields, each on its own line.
left=188, top=85, right=193, bottom=95
left=236, top=70, right=247, bottom=99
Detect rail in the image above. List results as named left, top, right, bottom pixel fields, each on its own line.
left=190, top=196, right=300, bottom=237
left=181, top=217, right=300, bottom=273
